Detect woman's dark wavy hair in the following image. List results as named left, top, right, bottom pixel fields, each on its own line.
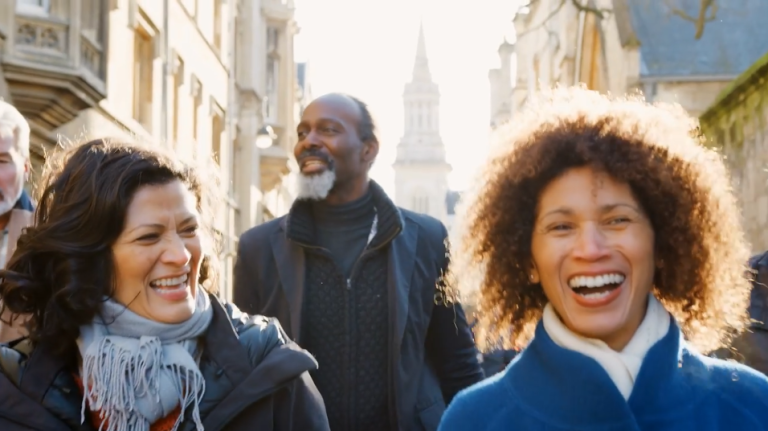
left=448, top=86, right=751, bottom=354
left=0, top=138, right=220, bottom=355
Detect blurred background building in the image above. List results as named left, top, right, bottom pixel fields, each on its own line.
left=393, top=23, right=460, bottom=232
left=489, top=0, right=768, bottom=146
left=485, top=0, right=768, bottom=260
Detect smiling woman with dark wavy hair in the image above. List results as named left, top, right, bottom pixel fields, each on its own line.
left=438, top=87, right=768, bottom=431
left=0, top=139, right=329, bottom=431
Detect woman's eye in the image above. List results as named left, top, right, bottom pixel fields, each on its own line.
left=550, top=224, right=572, bottom=232
left=137, top=233, right=160, bottom=241
left=607, top=217, right=631, bottom=225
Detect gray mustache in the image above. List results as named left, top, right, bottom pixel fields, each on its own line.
left=298, top=150, right=335, bottom=170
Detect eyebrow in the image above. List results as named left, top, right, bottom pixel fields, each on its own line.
left=538, top=203, right=642, bottom=220
left=128, top=216, right=197, bottom=233
left=297, top=117, right=345, bottom=130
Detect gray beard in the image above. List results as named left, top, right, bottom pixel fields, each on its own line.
left=0, top=178, right=24, bottom=216
left=296, top=169, right=336, bottom=201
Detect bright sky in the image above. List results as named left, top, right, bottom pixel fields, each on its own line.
left=293, top=0, right=520, bottom=195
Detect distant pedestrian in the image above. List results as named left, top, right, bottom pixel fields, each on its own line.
left=713, top=250, right=768, bottom=375
left=0, top=100, right=34, bottom=343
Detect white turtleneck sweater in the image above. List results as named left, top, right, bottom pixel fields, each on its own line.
left=542, top=294, right=670, bottom=400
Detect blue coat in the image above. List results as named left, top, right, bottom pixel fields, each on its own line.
left=439, top=316, right=768, bottom=430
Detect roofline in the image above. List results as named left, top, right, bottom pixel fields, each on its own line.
left=612, top=0, right=640, bottom=48
left=639, top=74, right=738, bottom=83
left=700, top=51, right=768, bottom=122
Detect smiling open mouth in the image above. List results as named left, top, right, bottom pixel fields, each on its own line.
left=150, top=273, right=189, bottom=290
left=568, top=273, right=625, bottom=300
left=302, top=160, right=327, bottom=171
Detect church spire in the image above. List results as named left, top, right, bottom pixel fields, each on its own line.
left=416, top=20, right=427, bottom=59
left=412, top=20, right=432, bottom=82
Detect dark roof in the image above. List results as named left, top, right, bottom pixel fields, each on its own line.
left=446, top=191, right=461, bottom=216
left=623, top=0, right=768, bottom=78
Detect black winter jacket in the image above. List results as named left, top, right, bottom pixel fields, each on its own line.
left=722, top=251, right=768, bottom=376
left=0, top=294, right=330, bottom=431
left=233, top=181, right=484, bottom=431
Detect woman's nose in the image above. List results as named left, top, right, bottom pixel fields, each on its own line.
left=572, top=224, right=609, bottom=260
left=162, top=235, right=192, bottom=265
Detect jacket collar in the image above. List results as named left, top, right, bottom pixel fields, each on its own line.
left=14, top=190, right=34, bottom=212
left=183, top=295, right=318, bottom=431
left=503, top=316, right=694, bottom=427
left=284, top=179, right=403, bottom=249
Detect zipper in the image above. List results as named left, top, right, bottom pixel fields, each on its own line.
left=345, top=227, right=402, bottom=290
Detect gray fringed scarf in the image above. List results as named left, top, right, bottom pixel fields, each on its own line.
left=76, top=290, right=213, bottom=431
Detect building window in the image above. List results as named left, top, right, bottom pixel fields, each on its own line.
left=231, top=138, right=238, bottom=195
left=172, top=56, right=185, bottom=145
left=213, top=0, right=222, bottom=52
left=190, top=76, right=202, bottom=143
left=80, top=0, right=102, bottom=42
left=412, top=195, right=429, bottom=214
left=417, top=103, right=422, bottom=129
left=265, top=26, right=280, bottom=123
left=210, top=100, right=225, bottom=166
left=16, top=0, right=50, bottom=15
left=133, top=27, right=155, bottom=131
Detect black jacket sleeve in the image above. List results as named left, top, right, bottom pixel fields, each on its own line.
left=275, top=371, right=331, bottom=431
left=233, top=230, right=261, bottom=315
left=425, top=225, right=485, bottom=404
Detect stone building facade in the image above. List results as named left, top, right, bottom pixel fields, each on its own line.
left=489, top=0, right=768, bottom=142
left=700, top=53, right=768, bottom=253
left=0, top=0, right=303, bottom=300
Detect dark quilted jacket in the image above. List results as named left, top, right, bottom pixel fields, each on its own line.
left=0, top=294, right=330, bottom=431
left=731, top=251, right=768, bottom=375
left=713, top=251, right=768, bottom=376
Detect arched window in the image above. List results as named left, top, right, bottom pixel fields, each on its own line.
left=411, top=194, right=430, bottom=214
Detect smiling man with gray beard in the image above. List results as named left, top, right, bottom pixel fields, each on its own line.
left=0, top=100, right=36, bottom=343
left=234, top=93, right=483, bottom=431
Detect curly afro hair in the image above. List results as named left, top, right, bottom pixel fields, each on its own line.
left=448, top=86, right=751, bottom=354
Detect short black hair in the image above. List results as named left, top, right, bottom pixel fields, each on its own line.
left=348, top=95, right=377, bottom=144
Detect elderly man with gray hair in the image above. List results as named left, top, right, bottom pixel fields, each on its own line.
left=0, top=100, right=34, bottom=343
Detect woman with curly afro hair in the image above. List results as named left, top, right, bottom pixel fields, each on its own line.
left=437, top=87, right=768, bottom=431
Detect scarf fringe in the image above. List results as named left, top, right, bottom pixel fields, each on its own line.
left=80, top=337, right=206, bottom=431
left=80, top=334, right=207, bottom=431
left=81, top=337, right=160, bottom=431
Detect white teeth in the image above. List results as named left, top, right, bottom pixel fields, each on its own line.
left=151, top=274, right=188, bottom=288
left=568, top=273, right=625, bottom=289
left=579, top=290, right=612, bottom=299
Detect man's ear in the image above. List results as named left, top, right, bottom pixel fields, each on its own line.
left=363, top=139, right=379, bottom=164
